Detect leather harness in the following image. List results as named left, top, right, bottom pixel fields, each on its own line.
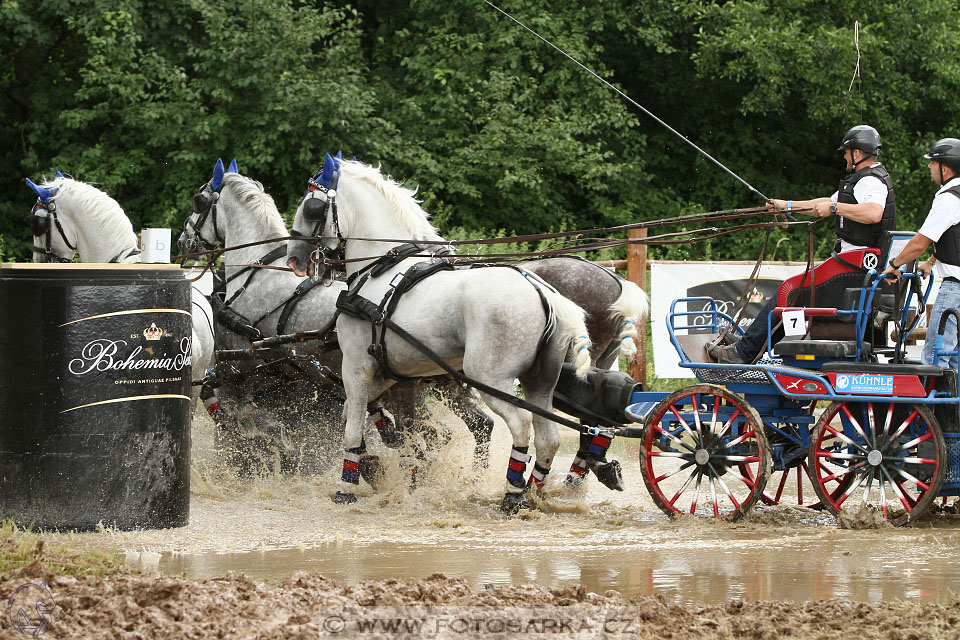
left=335, top=245, right=554, bottom=383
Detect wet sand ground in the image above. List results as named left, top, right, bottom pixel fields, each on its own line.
left=17, top=407, right=960, bottom=638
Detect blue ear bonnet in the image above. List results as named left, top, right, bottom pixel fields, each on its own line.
left=227, top=159, right=238, bottom=174
left=309, top=151, right=344, bottom=190
left=25, top=177, right=56, bottom=203
left=209, top=158, right=226, bottom=191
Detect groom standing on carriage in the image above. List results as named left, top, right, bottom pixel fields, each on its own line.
left=709, top=124, right=897, bottom=364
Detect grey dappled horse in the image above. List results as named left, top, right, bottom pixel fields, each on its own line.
left=286, top=155, right=592, bottom=511
left=24, top=174, right=215, bottom=399
left=178, top=160, right=493, bottom=475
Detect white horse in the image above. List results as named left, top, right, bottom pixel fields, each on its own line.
left=24, top=174, right=215, bottom=395
left=286, top=156, right=592, bottom=511
left=179, top=160, right=496, bottom=473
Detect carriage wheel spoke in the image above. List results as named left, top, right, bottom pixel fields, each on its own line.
left=887, top=409, right=920, bottom=444
left=723, top=429, right=758, bottom=450
left=899, top=430, right=933, bottom=451
left=708, top=462, right=742, bottom=510
left=835, top=468, right=871, bottom=508
left=709, top=473, right=720, bottom=517
left=865, top=402, right=878, bottom=449
left=841, top=404, right=874, bottom=450
left=709, top=399, right=720, bottom=438
left=654, top=460, right=696, bottom=483
left=651, top=424, right=697, bottom=453
left=687, top=471, right=704, bottom=514
left=825, top=420, right=870, bottom=455
left=895, top=466, right=932, bottom=492
left=669, top=467, right=699, bottom=508
left=669, top=406, right=703, bottom=448
left=718, top=464, right=757, bottom=490
left=714, top=408, right=741, bottom=441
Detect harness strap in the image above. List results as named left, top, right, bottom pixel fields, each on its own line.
left=276, top=277, right=326, bottom=335
left=345, top=242, right=454, bottom=286
left=222, top=245, right=289, bottom=309
left=371, top=259, right=456, bottom=381
left=109, top=247, right=142, bottom=263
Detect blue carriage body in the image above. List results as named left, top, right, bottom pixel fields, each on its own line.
left=624, top=231, right=960, bottom=521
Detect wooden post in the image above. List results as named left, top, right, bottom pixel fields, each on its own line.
left=626, top=228, right=648, bottom=385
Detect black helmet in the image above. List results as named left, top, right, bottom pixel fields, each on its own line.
left=837, top=125, right=882, bottom=155
left=924, top=138, right=960, bottom=172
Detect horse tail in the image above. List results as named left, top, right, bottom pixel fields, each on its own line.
left=609, top=278, right=650, bottom=362
left=538, top=286, right=592, bottom=380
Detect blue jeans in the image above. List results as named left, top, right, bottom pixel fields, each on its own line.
left=923, top=279, right=960, bottom=370
left=735, top=298, right=783, bottom=362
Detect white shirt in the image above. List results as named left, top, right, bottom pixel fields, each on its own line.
left=919, top=176, right=960, bottom=281
left=830, top=166, right=889, bottom=252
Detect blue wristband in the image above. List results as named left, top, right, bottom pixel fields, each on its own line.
left=787, top=200, right=792, bottom=211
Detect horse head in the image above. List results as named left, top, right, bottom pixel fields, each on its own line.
left=179, top=157, right=236, bottom=255
left=25, top=175, right=77, bottom=263
left=287, top=151, right=342, bottom=278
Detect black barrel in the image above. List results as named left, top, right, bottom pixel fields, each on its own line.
left=0, top=264, right=192, bottom=530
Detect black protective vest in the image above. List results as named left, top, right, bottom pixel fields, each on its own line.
left=835, top=164, right=896, bottom=249
left=932, top=184, right=960, bottom=267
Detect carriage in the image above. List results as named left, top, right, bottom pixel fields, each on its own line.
left=615, top=230, right=960, bottom=526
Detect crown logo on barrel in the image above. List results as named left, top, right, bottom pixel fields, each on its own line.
left=143, top=323, right=164, bottom=340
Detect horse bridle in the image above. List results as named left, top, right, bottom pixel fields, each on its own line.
left=291, top=172, right=345, bottom=269
left=182, top=182, right=225, bottom=252
left=30, top=196, right=76, bottom=263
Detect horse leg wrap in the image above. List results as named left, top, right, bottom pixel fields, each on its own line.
left=335, top=446, right=364, bottom=503
left=564, top=455, right=590, bottom=487
left=588, top=434, right=613, bottom=460
left=525, top=462, right=550, bottom=492
left=202, top=395, right=225, bottom=423
left=358, top=455, right=384, bottom=491
left=585, top=433, right=623, bottom=490
left=399, top=456, right=418, bottom=493
left=371, top=408, right=401, bottom=448
left=506, top=446, right=531, bottom=492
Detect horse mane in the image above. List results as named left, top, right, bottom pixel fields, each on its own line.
left=42, top=177, right=136, bottom=244
left=221, top=174, right=288, bottom=237
left=339, top=161, right=442, bottom=240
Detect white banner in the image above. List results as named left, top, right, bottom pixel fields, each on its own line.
left=651, top=262, right=807, bottom=378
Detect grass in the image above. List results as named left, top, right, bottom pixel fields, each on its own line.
left=0, top=520, right=123, bottom=580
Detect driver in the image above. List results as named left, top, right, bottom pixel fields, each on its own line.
left=710, top=125, right=897, bottom=364
left=881, top=138, right=960, bottom=368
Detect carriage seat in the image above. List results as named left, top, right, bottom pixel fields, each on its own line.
left=820, top=361, right=943, bottom=376
left=775, top=337, right=871, bottom=359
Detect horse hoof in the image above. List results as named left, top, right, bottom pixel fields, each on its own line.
left=333, top=491, right=358, bottom=504
left=500, top=492, right=530, bottom=514
left=594, top=459, right=625, bottom=491
left=359, top=455, right=384, bottom=490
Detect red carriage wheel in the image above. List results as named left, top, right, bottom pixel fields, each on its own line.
left=641, top=384, right=770, bottom=521
left=809, top=401, right=946, bottom=527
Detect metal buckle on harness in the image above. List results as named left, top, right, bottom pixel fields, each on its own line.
left=389, top=272, right=405, bottom=288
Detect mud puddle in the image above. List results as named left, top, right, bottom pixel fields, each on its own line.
left=46, top=410, right=960, bottom=608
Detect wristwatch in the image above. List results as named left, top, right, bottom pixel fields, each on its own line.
left=829, top=203, right=838, bottom=214
left=889, top=258, right=900, bottom=270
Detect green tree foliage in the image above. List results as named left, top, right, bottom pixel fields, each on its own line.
left=3, top=0, right=960, bottom=263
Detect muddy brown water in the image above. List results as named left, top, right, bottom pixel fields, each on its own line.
left=46, top=410, right=960, bottom=607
